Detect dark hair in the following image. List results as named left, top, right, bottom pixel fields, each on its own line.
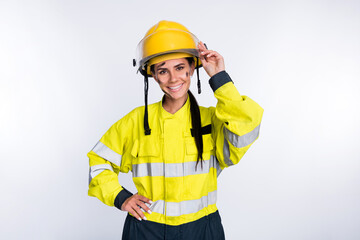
left=150, top=57, right=204, bottom=169
left=188, top=89, right=203, bottom=169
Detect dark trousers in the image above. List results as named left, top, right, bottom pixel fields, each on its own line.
left=122, top=211, right=226, bottom=240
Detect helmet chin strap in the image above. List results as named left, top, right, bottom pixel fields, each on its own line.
left=196, top=57, right=201, bottom=94
left=143, top=64, right=151, bottom=135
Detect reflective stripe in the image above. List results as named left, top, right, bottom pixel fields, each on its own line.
left=132, top=156, right=221, bottom=178
left=92, top=141, right=122, bottom=166
left=224, top=124, right=260, bottom=148
left=89, top=164, right=114, bottom=184
left=216, top=158, right=222, bottom=177
left=223, top=124, right=261, bottom=167
left=223, top=135, right=234, bottom=166
left=149, top=199, right=165, bottom=215
left=132, top=162, right=163, bottom=178
left=166, top=190, right=217, bottom=216
left=149, top=190, right=217, bottom=216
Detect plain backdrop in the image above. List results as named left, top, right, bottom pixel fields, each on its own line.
left=1, top=0, right=359, bottom=239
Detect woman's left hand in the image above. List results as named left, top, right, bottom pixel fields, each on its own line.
left=198, top=41, right=225, bottom=77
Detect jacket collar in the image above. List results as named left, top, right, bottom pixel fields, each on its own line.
left=159, top=94, right=190, bottom=120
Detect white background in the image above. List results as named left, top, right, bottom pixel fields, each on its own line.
left=1, top=0, right=359, bottom=239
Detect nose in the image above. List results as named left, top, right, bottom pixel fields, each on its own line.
left=168, top=69, right=179, bottom=83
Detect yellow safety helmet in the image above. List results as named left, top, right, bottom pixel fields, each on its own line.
left=134, top=20, right=202, bottom=76
left=134, top=20, right=204, bottom=136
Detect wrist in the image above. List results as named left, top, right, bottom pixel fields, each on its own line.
left=114, top=188, right=133, bottom=211
left=208, top=71, right=232, bottom=92
left=209, top=68, right=225, bottom=78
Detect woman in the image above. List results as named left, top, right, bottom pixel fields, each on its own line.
left=88, top=20, right=263, bottom=239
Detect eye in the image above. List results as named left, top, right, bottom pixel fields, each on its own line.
left=158, top=70, right=167, bottom=75
left=176, top=66, right=184, bottom=71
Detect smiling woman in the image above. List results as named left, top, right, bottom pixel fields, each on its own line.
left=151, top=57, right=194, bottom=113
left=87, top=20, right=264, bottom=240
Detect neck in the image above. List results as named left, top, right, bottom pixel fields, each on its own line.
left=162, top=94, right=188, bottom=114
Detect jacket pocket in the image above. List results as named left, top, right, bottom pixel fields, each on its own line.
left=138, top=136, right=160, bottom=158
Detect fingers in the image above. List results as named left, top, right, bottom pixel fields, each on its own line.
left=198, top=42, right=221, bottom=62
left=128, top=204, right=145, bottom=221
left=199, top=49, right=210, bottom=62
left=205, top=51, right=221, bottom=59
left=138, top=201, right=152, bottom=214
left=197, top=42, right=208, bottom=60
left=129, top=201, right=147, bottom=221
left=136, top=195, right=152, bottom=213
left=198, top=41, right=205, bottom=51
left=122, top=193, right=153, bottom=221
left=196, top=41, right=226, bottom=77
left=137, top=194, right=152, bottom=205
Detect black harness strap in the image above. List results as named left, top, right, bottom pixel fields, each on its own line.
left=191, top=124, right=212, bottom=137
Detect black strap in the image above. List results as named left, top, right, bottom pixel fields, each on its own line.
left=196, top=57, right=201, bottom=94
left=144, top=64, right=151, bottom=135
left=191, top=124, right=211, bottom=137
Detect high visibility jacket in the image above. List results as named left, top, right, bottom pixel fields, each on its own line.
left=88, top=71, right=263, bottom=226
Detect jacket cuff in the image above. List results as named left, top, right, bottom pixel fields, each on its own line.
left=208, top=70, right=233, bottom=92
left=114, top=188, right=133, bottom=210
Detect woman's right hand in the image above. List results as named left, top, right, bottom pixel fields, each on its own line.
left=121, top=193, right=152, bottom=221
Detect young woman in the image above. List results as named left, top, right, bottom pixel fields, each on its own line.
left=88, top=20, right=263, bottom=240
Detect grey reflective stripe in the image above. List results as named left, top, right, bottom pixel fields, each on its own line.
left=212, top=155, right=222, bottom=177
left=166, top=190, right=217, bottom=217
left=92, top=141, right=122, bottom=166
left=89, top=164, right=114, bottom=184
left=216, top=159, right=222, bottom=177
left=224, top=124, right=261, bottom=148
left=148, top=199, right=165, bottom=215
left=223, top=135, right=234, bottom=166
left=223, top=124, right=261, bottom=167
left=148, top=190, right=217, bottom=216
left=132, top=156, right=221, bottom=178
left=132, top=162, right=163, bottom=178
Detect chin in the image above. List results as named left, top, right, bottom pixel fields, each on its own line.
left=168, top=93, right=186, bottom=100
left=165, top=89, right=189, bottom=101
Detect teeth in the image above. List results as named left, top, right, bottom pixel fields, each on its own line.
left=169, top=84, right=182, bottom=90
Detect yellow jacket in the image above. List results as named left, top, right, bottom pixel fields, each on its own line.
left=88, top=71, right=263, bottom=226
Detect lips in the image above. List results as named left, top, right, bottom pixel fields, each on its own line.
left=168, top=83, right=183, bottom=92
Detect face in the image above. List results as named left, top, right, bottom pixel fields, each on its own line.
left=152, top=58, right=195, bottom=103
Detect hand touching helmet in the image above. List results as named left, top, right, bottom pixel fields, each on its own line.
left=198, top=41, right=225, bottom=78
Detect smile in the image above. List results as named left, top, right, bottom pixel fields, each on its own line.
left=168, top=83, right=183, bottom=92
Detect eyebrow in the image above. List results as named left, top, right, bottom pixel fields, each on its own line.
left=155, top=62, right=167, bottom=71
left=174, top=63, right=185, bottom=68
left=157, top=62, right=166, bottom=67
left=156, top=63, right=186, bottom=71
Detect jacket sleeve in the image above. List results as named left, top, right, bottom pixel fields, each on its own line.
left=87, top=111, right=135, bottom=209
left=210, top=71, right=263, bottom=170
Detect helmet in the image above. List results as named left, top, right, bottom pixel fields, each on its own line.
left=134, top=20, right=202, bottom=76
left=134, top=20, right=204, bottom=136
